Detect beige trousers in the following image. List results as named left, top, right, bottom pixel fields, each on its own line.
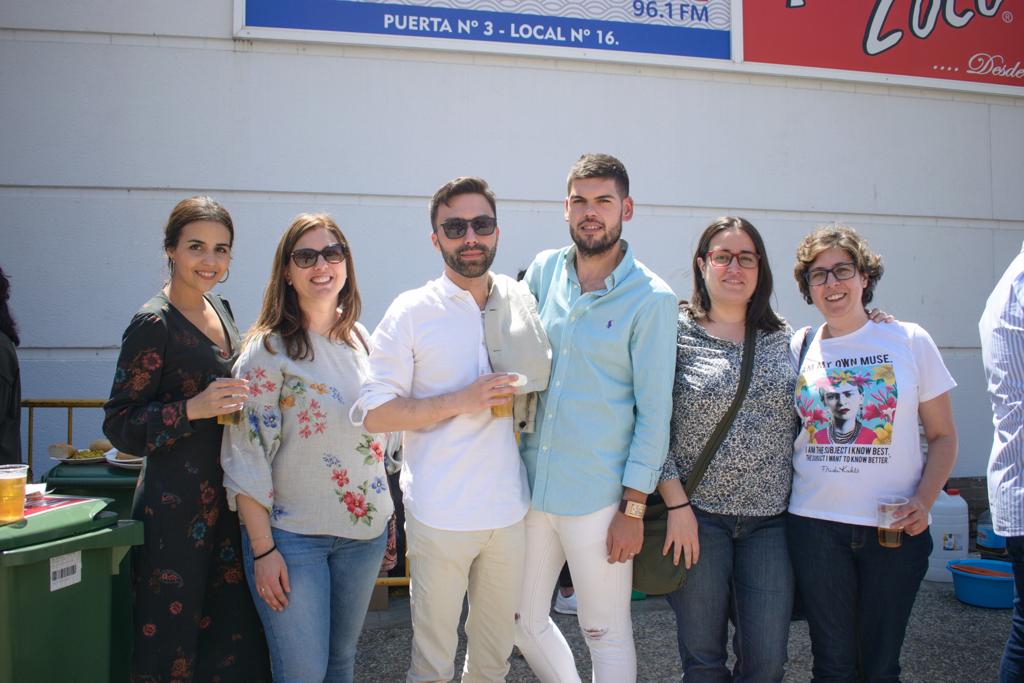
left=405, top=513, right=526, bottom=683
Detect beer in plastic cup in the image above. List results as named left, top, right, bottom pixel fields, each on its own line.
left=876, top=495, right=908, bottom=548
left=491, top=373, right=527, bottom=418
left=0, top=464, right=29, bottom=524
left=217, top=410, right=242, bottom=425
left=214, top=377, right=244, bottom=425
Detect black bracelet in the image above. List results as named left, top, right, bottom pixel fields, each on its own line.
left=253, top=544, right=277, bottom=561
left=666, top=501, right=691, bottom=511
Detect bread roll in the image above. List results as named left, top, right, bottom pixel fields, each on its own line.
left=48, top=443, right=77, bottom=459
left=90, top=438, right=113, bottom=452
left=115, top=451, right=138, bottom=461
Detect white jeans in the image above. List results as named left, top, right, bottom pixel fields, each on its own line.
left=514, top=503, right=636, bottom=682
left=405, top=513, right=526, bottom=683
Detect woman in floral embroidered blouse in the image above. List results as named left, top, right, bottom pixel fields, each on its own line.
left=103, top=196, right=270, bottom=682
left=220, top=213, right=393, bottom=683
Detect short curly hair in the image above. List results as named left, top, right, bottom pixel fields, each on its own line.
left=793, top=224, right=884, bottom=305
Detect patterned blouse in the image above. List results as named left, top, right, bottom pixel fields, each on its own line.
left=660, top=308, right=796, bottom=516
left=221, top=327, right=393, bottom=539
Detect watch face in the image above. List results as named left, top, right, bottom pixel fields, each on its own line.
left=624, top=501, right=646, bottom=518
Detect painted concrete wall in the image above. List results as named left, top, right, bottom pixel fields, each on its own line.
left=2, top=2, right=1022, bottom=478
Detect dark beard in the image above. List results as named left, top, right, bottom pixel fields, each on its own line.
left=441, top=243, right=496, bottom=278
left=570, top=222, right=621, bottom=257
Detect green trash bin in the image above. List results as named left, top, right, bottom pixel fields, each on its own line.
left=43, top=463, right=141, bottom=682
left=0, top=498, right=143, bottom=683
left=43, top=462, right=140, bottom=519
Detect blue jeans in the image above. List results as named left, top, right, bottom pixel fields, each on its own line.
left=241, top=527, right=387, bottom=683
left=787, top=513, right=931, bottom=683
left=1000, top=536, right=1024, bottom=683
left=665, top=509, right=793, bottom=683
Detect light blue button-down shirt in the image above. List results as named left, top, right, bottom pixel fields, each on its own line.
left=520, top=241, right=678, bottom=515
left=981, top=242, right=1024, bottom=537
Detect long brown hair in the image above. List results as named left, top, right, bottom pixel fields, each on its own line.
left=248, top=213, right=362, bottom=361
left=686, top=216, right=784, bottom=333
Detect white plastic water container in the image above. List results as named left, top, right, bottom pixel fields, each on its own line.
left=925, top=488, right=970, bottom=582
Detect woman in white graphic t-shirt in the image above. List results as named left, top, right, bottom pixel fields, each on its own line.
left=788, top=224, right=958, bottom=682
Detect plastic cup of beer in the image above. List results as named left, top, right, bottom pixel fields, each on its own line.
left=217, top=410, right=243, bottom=426
left=876, top=495, right=908, bottom=548
left=491, top=373, right=527, bottom=419
left=214, top=377, right=244, bottom=425
left=0, top=464, right=29, bottom=524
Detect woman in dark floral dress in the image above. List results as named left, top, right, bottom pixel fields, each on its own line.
left=104, top=196, right=270, bottom=683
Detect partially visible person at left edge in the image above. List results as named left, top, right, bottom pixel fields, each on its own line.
left=0, top=266, right=20, bottom=466
left=980, top=240, right=1024, bottom=683
left=103, top=196, right=270, bottom=682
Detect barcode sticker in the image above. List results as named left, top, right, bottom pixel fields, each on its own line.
left=50, top=551, right=82, bottom=591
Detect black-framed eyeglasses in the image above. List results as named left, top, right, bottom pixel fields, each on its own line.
left=438, top=216, right=498, bottom=239
left=290, top=243, right=347, bottom=269
left=706, top=249, right=760, bottom=269
left=804, top=261, right=859, bottom=286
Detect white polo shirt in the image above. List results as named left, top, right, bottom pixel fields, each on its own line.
left=354, top=273, right=529, bottom=531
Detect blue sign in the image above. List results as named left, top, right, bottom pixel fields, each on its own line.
left=240, top=0, right=731, bottom=61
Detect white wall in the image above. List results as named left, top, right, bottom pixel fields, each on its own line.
left=2, top=2, right=1022, bottom=478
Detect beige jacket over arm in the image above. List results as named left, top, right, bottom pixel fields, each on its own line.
left=483, top=273, right=552, bottom=434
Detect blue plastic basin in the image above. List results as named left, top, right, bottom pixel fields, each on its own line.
left=947, top=558, right=1014, bottom=609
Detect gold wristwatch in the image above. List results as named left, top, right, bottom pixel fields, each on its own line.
left=618, top=499, right=647, bottom=519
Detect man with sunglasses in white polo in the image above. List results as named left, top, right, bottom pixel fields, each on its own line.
left=355, top=176, right=549, bottom=682
left=514, top=154, right=677, bottom=682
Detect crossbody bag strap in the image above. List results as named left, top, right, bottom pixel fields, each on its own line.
left=797, top=325, right=813, bottom=369
left=684, top=324, right=758, bottom=497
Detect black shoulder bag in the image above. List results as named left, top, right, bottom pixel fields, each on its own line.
left=632, top=323, right=758, bottom=596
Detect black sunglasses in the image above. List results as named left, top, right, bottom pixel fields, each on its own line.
left=438, top=216, right=498, bottom=239
left=290, top=243, right=347, bottom=269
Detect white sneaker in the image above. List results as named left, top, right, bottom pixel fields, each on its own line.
left=553, top=591, right=577, bottom=615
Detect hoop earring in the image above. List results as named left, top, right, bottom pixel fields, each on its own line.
left=168, top=259, right=175, bottom=275
left=219, top=268, right=229, bottom=284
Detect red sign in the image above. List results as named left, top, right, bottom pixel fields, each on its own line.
left=23, top=495, right=94, bottom=518
left=743, top=1, right=1023, bottom=89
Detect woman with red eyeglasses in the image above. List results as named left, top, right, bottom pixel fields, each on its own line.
left=104, top=196, right=270, bottom=682
left=220, top=213, right=393, bottom=682
left=656, top=216, right=797, bottom=681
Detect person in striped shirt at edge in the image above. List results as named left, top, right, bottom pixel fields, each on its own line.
left=981, top=242, right=1024, bottom=683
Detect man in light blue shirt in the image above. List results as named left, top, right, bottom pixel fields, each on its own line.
left=981, top=241, right=1024, bottom=683
left=514, top=154, right=677, bottom=682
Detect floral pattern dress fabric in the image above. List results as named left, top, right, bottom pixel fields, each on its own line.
left=221, top=328, right=393, bottom=540
left=104, top=291, right=270, bottom=683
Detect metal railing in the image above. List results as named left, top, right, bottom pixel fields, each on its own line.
left=19, top=397, right=411, bottom=588
left=20, top=398, right=106, bottom=474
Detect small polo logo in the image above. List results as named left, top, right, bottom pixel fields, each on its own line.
left=606, top=320, right=613, bottom=329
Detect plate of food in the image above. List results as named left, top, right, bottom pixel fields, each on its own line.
left=104, top=448, right=144, bottom=470
left=49, top=440, right=111, bottom=465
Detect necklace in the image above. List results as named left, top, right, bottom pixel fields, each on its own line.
left=829, top=421, right=860, bottom=445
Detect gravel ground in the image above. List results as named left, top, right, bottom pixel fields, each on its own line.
left=356, top=580, right=1011, bottom=682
